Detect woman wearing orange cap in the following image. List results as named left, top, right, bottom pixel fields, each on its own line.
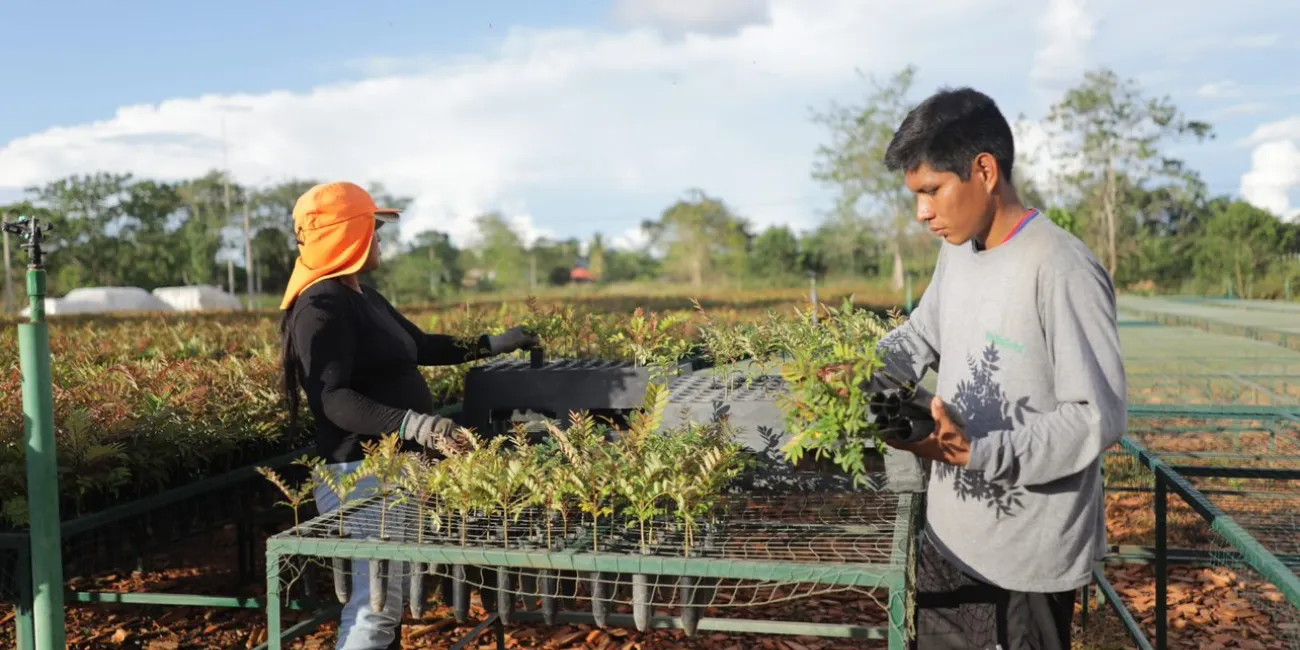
left=278, top=182, right=537, bottom=649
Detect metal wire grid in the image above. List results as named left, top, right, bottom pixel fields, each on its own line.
left=269, top=487, right=915, bottom=612
left=1119, top=321, right=1300, bottom=366
left=1126, top=369, right=1300, bottom=406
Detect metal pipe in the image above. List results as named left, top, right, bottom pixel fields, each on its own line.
left=5, top=215, right=67, bottom=650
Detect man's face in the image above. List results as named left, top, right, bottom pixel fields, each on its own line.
left=903, top=159, right=995, bottom=246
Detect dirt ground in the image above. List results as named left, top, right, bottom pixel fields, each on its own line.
left=0, top=492, right=1294, bottom=650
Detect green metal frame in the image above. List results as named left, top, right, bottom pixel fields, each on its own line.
left=264, top=491, right=922, bottom=650
left=4, top=216, right=65, bottom=650
left=0, top=446, right=313, bottom=650
left=1087, top=433, right=1300, bottom=650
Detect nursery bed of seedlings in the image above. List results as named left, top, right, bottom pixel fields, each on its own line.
left=1119, top=322, right=1300, bottom=407
left=1118, top=297, right=1300, bottom=353
left=1119, top=296, right=1300, bottom=336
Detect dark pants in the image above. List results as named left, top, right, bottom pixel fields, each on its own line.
left=911, top=534, right=1076, bottom=650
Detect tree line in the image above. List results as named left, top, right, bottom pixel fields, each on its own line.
left=2, top=65, right=1298, bottom=311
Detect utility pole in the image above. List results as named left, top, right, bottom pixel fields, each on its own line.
left=1, top=224, right=11, bottom=313
left=221, top=117, right=232, bottom=292
left=243, top=196, right=254, bottom=310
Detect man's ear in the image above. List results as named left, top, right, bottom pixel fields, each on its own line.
left=974, top=153, right=999, bottom=193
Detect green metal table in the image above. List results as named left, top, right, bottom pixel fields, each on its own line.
left=265, top=487, right=922, bottom=649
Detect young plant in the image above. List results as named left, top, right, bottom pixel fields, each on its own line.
left=356, top=435, right=413, bottom=614
left=751, top=299, right=904, bottom=485
left=548, top=412, right=622, bottom=554
left=255, top=455, right=322, bottom=534
left=662, top=423, right=746, bottom=557
left=312, top=460, right=364, bottom=539
left=617, top=382, right=672, bottom=555
left=357, top=434, right=412, bottom=540
left=306, top=458, right=367, bottom=605
left=473, top=429, right=537, bottom=546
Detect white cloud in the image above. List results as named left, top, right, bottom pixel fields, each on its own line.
left=1, top=0, right=1296, bottom=254
left=1240, top=117, right=1300, bottom=221
left=1029, top=0, right=1096, bottom=97
left=611, top=0, right=771, bottom=35
left=1197, top=80, right=1240, bottom=99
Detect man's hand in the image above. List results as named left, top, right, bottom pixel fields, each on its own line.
left=885, top=395, right=971, bottom=467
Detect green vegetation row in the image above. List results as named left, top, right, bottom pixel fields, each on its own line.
left=0, top=288, right=905, bottom=530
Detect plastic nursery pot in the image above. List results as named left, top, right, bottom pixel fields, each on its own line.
left=451, top=564, right=470, bottom=623
left=632, top=557, right=652, bottom=632
left=367, top=535, right=389, bottom=614
left=678, top=526, right=720, bottom=638
left=589, top=570, right=611, bottom=629
left=677, top=575, right=704, bottom=637
left=517, top=536, right=541, bottom=613
left=320, top=530, right=352, bottom=604
left=496, top=563, right=515, bottom=625
left=537, top=540, right=561, bottom=626
left=588, top=538, right=618, bottom=629
left=408, top=561, right=426, bottom=618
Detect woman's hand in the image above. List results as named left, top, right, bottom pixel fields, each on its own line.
left=401, top=411, right=470, bottom=455
left=487, top=326, right=540, bottom=355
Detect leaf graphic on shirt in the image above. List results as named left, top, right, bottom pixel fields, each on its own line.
left=1013, top=396, right=1040, bottom=425
left=940, top=342, right=1026, bottom=519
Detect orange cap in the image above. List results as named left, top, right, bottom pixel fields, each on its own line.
left=279, top=182, right=402, bottom=310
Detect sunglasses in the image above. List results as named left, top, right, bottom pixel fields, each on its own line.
left=374, top=212, right=399, bottom=230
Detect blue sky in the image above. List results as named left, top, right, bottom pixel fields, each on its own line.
left=0, top=0, right=601, bottom=142
left=1, top=0, right=1297, bottom=249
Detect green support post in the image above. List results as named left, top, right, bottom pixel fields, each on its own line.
left=904, top=273, right=914, bottom=314
left=4, top=216, right=66, bottom=650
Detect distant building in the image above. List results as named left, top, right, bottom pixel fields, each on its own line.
left=569, top=266, right=592, bottom=283
left=570, top=256, right=593, bottom=284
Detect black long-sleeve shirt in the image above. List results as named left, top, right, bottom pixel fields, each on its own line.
left=286, top=278, right=492, bottom=463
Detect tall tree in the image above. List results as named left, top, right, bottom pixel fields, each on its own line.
left=1193, top=199, right=1286, bottom=298
left=587, top=233, right=606, bottom=281
left=643, top=189, right=751, bottom=287
left=747, top=225, right=802, bottom=279
left=1041, top=68, right=1213, bottom=276
left=810, top=65, right=918, bottom=290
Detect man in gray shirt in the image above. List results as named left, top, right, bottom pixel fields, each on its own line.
left=874, top=87, right=1128, bottom=650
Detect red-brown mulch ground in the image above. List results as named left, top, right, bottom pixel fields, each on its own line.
left=1, top=490, right=1296, bottom=650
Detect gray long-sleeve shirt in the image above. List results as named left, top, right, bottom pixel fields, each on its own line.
left=877, top=214, right=1127, bottom=593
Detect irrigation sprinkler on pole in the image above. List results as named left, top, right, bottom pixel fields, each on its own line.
left=1, top=215, right=66, bottom=650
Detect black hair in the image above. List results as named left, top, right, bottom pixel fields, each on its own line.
left=280, top=309, right=301, bottom=437
left=883, top=87, right=1015, bottom=183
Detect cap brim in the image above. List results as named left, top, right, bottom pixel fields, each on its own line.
left=375, top=209, right=400, bottom=224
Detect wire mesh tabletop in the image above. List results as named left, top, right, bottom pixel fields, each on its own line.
left=272, top=488, right=914, bottom=580
left=263, top=481, right=921, bottom=649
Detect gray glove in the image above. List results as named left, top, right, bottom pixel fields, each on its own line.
left=400, top=410, right=467, bottom=455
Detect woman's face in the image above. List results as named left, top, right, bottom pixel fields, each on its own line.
left=359, top=222, right=382, bottom=272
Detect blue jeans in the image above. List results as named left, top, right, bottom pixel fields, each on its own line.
left=312, top=461, right=410, bottom=650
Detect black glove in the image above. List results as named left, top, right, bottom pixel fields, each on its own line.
left=486, top=326, right=539, bottom=355
left=400, top=410, right=469, bottom=455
